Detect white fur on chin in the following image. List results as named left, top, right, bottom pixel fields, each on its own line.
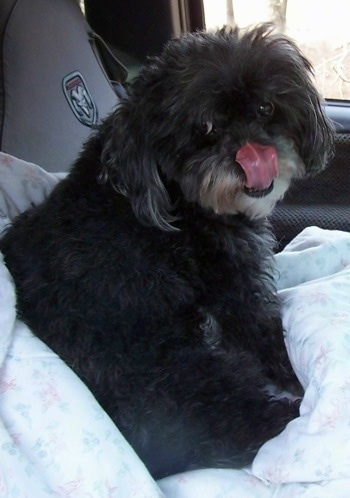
left=198, top=152, right=305, bottom=220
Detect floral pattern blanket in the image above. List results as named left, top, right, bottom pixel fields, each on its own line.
left=1, top=152, right=350, bottom=497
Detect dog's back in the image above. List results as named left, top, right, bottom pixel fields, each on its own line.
left=0, top=140, right=299, bottom=477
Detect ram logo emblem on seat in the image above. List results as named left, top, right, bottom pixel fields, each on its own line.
left=62, top=71, right=98, bottom=127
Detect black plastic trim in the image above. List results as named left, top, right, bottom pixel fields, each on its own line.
left=325, top=99, right=350, bottom=133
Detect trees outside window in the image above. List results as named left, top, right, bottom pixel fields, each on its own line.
left=203, top=0, right=350, bottom=99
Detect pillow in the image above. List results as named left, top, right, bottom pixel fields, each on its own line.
left=253, top=227, right=350, bottom=483
left=0, top=152, right=65, bottom=233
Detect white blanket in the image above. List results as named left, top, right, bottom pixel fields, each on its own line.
left=1, top=152, right=350, bottom=497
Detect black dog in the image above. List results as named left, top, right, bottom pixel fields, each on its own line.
left=0, top=24, right=334, bottom=479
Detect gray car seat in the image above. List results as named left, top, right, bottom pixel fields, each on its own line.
left=0, top=0, right=127, bottom=172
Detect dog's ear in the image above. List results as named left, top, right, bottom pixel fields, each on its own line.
left=256, top=25, right=335, bottom=176
left=297, top=89, right=335, bottom=176
left=100, top=104, right=178, bottom=231
left=272, top=33, right=335, bottom=176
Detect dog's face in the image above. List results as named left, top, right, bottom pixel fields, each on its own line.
left=102, top=24, right=334, bottom=228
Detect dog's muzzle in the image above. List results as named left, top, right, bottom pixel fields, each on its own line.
left=236, top=142, right=278, bottom=198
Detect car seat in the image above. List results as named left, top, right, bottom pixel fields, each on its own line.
left=0, top=0, right=127, bottom=172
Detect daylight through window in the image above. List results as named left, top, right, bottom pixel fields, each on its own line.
left=203, top=0, right=350, bottom=100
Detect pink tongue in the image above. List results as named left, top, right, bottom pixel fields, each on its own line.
left=235, top=142, right=278, bottom=190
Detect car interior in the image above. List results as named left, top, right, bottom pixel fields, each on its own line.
left=1, top=1, right=350, bottom=496
left=1, top=0, right=350, bottom=249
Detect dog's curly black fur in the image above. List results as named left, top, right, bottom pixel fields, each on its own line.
left=0, top=24, right=334, bottom=479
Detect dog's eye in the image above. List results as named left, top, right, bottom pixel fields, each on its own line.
left=257, top=102, right=274, bottom=119
left=198, top=121, right=216, bottom=135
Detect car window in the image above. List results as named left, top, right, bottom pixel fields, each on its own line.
left=203, top=0, right=350, bottom=100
